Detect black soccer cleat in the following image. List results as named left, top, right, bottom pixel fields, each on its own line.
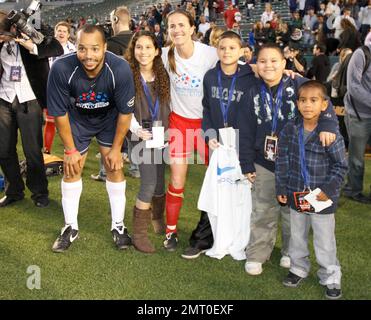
left=112, top=226, right=132, bottom=250
left=163, top=232, right=178, bottom=252
left=52, top=225, right=79, bottom=253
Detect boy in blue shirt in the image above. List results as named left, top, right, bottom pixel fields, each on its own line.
left=276, top=80, right=348, bottom=300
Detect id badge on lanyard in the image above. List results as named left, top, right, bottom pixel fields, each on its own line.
left=264, top=135, right=278, bottom=161
left=294, top=126, right=315, bottom=213
left=9, top=44, right=22, bottom=82
left=261, top=82, right=283, bottom=161
left=293, top=189, right=315, bottom=213
left=10, top=66, right=22, bottom=82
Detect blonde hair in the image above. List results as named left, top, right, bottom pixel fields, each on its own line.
left=111, top=6, right=131, bottom=24
left=339, top=48, right=353, bottom=63
left=54, top=21, right=71, bottom=34
left=209, top=26, right=226, bottom=48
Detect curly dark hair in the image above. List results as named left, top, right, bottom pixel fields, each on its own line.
left=125, top=30, right=170, bottom=105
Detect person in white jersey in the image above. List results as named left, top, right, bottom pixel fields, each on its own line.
left=161, top=9, right=219, bottom=257
left=44, top=21, right=76, bottom=155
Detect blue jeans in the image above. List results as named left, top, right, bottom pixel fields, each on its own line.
left=344, top=114, right=371, bottom=195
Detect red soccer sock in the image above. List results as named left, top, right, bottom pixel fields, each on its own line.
left=165, top=184, right=184, bottom=234
left=44, top=113, right=56, bottom=153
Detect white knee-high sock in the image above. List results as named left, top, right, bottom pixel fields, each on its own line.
left=106, top=180, right=126, bottom=231
left=61, top=179, right=82, bottom=230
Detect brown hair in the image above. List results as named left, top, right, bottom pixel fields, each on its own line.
left=165, top=9, right=195, bottom=74
left=340, top=18, right=357, bottom=32
left=125, top=31, right=170, bottom=105
left=218, top=30, right=243, bottom=47
left=0, top=10, right=11, bottom=32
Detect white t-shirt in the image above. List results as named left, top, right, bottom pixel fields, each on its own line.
left=198, top=145, right=252, bottom=261
left=198, top=22, right=211, bottom=36
left=49, top=41, right=76, bottom=67
left=327, top=2, right=341, bottom=17
left=162, top=41, right=218, bottom=119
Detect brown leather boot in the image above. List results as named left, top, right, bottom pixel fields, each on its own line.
left=132, top=206, right=156, bottom=253
left=151, top=194, right=166, bottom=234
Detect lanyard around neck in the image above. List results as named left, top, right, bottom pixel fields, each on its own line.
left=140, top=76, right=159, bottom=122
left=217, top=66, right=238, bottom=127
left=6, top=42, right=19, bottom=64
left=261, top=80, right=284, bottom=136
left=298, top=125, right=310, bottom=189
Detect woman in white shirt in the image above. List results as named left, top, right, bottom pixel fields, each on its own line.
left=261, top=3, right=275, bottom=26
left=161, top=9, right=219, bottom=257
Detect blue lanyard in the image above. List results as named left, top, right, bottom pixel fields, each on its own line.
left=15, top=44, right=19, bottom=63
left=260, top=80, right=284, bottom=136
left=140, top=76, right=159, bottom=122
left=298, top=125, right=310, bottom=189
left=218, top=67, right=238, bottom=127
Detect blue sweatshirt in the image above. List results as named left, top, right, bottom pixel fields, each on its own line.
left=202, top=61, right=257, bottom=143
left=239, top=75, right=339, bottom=174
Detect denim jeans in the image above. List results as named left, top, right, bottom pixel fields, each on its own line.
left=344, top=114, right=371, bottom=195
left=0, top=98, right=48, bottom=200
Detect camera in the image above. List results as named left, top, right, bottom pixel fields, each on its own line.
left=7, top=0, right=44, bottom=44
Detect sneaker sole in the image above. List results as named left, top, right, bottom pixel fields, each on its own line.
left=116, top=244, right=131, bottom=250
left=181, top=249, right=207, bottom=260
left=326, top=292, right=342, bottom=300
left=164, top=246, right=177, bottom=252
left=52, top=246, right=68, bottom=253
left=245, top=269, right=263, bottom=276
left=282, top=278, right=304, bottom=288
left=326, top=294, right=342, bottom=300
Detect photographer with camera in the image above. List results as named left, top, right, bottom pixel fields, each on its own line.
left=0, top=7, right=63, bottom=208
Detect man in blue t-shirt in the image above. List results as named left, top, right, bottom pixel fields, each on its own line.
left=47, top=25, right=135, bottom=253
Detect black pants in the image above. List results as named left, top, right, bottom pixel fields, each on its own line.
left=0, top=98, right=48, bottom=200
left=189, top=211, right=214, bottom=250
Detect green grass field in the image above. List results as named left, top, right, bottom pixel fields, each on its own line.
left=1, top=136, right=370, bottom=300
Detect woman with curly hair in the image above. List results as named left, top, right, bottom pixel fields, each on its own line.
left=124, top=31, right=171, bottom=253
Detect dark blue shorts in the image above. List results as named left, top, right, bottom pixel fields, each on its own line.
left=69, top=110, right=117, bottom=154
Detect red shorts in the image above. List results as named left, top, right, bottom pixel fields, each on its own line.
left=168, top=112, right=209, bottom=165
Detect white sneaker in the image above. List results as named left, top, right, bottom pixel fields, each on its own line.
left=280, top=255, right=291, bottom=268
left=245, top=261, right=263, bottom=275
